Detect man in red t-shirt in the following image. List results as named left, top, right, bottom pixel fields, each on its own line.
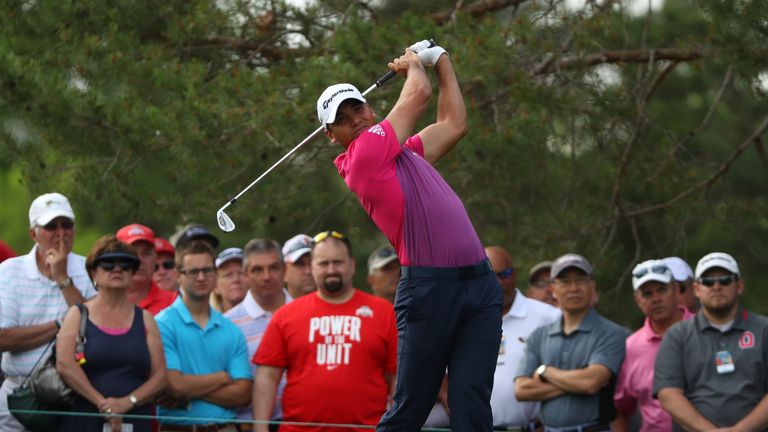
left=116, top=223, right=177, bottom=315
left=253, top=231, right=397, bottom=432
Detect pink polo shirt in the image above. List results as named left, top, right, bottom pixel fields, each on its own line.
left=334, top=120, right=484, bottom=267
left=614, top=306, right=694, bottom=431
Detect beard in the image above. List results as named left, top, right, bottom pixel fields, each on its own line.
left=322, top=275, right=344, bottom=293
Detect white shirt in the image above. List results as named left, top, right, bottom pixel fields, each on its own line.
left=0, top=245, right=96, bottom=376
left=224, top=288, right=292, bottom=420
left=492, top=289, right=561, bottom=427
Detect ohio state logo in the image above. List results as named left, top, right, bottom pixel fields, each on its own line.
left=739, top=331, right=755, bottom=349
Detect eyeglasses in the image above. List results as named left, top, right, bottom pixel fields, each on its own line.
left=313, top=230, right=346, bottom=244
left=496, top=268, right=514, bottom=280
left=97, top=261, right=136, bottom=272
left=156, top=261, right=175, bottom=271
left=698, top=275, right=738, bottom=287
left=632, top=264, right=669, bottom=279
left=40, top=220, right=74, bottom=231
left=179, top=267, right=216, bottom=277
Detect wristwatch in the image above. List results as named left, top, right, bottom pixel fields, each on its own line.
left=56, top=277, right=74, bottom=290
left=536, top=364, right=548, bottom=382
left=129, top=394, right=138, bottom=407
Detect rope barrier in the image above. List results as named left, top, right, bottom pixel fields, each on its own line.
left=4, top=408, right=453, bottom=431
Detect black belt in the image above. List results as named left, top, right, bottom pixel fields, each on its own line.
left=401, top=258, right=492, bottom=279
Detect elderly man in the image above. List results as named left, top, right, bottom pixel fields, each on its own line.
left=486, top=246, right=560, bottom=430
left=0, top=192, right=97, bottom=431
left=613, top=260, right=693, bottom=432
left=654, top=252, right=768, bottom=431
left=213, top=247, right=247, bottom=313
left=281, top=234, right=316, bottom=299
left=526, top=260, right=557, bottom=307
left=516, top=254, right=629, bottom=432
left=662, top=256, right=699, bottom=314
left=153, top=237, right=178, bottom=292
left=225, top=239, right=292, bottom=426
left=117, top=223, right=177, bottom=315
left=156, top=242, right=252, bottom=431
left=366, top=245, right=400, bottom=304
left=253, top=231, right=397, bottom=432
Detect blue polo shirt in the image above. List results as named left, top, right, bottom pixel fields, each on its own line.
left=156, top=296, right=252, bottom=424
left=516, top=308, right=629, bottom=427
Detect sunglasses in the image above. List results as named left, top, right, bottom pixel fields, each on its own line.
left=698, top=275, right=738, bottom=287
left=156, top=261, right=175, bottom=271
left=97, top=261, right=136, bottom=272
left=313, top=230, right=346, bottom=244
left=496, top=268, right=514, bottom=280
left=41, top=220, right=74, bottom=231
left=632, top=264, right=669, bottom=279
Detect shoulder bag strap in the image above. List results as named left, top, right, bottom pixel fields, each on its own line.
left=74, top=304, right=88, bottom=359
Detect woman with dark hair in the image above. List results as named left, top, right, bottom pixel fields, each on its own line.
left=56, top=235, right=167, bottom=431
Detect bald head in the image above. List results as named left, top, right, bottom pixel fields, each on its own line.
left=486, top=246, right=517, bottom=312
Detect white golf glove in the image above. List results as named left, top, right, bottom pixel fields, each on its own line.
left=409, top=40, right=447, bottom=67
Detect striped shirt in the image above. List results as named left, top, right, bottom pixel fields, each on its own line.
left=224, top=289, right=292, bottom=420
left=0, top=245, right=96, bottom=376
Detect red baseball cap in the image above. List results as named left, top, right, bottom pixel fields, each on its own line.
left=155, top=237, right=175, bottom=255
left=116, top=223, right=155, bottom=246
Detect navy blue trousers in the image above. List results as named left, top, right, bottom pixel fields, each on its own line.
left=377, top=259, right=503, bottom=431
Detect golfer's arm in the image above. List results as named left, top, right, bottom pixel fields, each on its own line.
left=385, top=61, right=431, bottom=145
left=418, top=54, right=468, bottom=164
left=541, top=364, right=612, bottom=394
left=515, top=376, right=566, bottom=401
left=657, top=388, right=716, bottom=431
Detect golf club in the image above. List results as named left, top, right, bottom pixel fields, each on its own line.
left=216, top=39, right=436, bottom=232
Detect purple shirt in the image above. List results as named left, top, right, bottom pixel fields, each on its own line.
left=334, top=120, right=484, bottom=267
left=614, top=306, right=694, bottom=431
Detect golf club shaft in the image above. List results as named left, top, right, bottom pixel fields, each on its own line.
left=223, top=70, right=400, bottom=207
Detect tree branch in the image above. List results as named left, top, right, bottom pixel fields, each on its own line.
left=431, top=0, right=528, bottom=25
left=623, top=113, right=768, bottom=217
left=536, top=47, right=706, bottom=75
left=645, top=66, right=733, bottom=182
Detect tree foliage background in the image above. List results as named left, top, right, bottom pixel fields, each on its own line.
left=2, top=0, right=767, bottom=325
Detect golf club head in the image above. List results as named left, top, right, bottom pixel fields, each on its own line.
left=216, top=206, right=236, bottom=232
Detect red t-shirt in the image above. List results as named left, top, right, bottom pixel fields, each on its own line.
left=254, top=290, right=397, bottom=432
left=139, top=281, right=177, bottom=316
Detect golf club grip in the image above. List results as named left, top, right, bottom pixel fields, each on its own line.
left=373, top=39, right=437, bottom=88
left=374, top=71, right=397, bottom=88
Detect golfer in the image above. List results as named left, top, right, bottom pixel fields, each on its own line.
left=316, top=43, right=502, bottom=431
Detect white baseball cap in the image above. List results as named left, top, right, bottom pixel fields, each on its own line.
left=695, top=252, right=740, bottom=279
left=662, top=257, right=694, bottom=282
left=29, top=192, right=75, bottom=228
left=316, top=83, right=366, bottom=127
left=282, top=234, right=312, bottom=263
left=631, top=259, right=672, bottom=290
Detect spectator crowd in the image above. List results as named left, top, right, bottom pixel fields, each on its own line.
left=0, top=192, right=766, bottom=432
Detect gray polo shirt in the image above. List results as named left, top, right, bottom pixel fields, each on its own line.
left=654, top=307, right=768, bottom=429
left=516, top=308, right=629, bottom=427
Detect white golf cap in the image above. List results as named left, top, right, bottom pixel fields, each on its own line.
left=282, top=234, right=312, bottom=263
left=216, top=247, right=244, bottom=268
left=695, top=252, right=740, bottom=279
left=316, top=83, right=366, bottom=127
left=367, top=245, right=399, bottom=275
left=550, top=253, right=593, bottom=279
left=661, top=257, right=693, bottom=282
left=631, top=259, right=672, bottom=290
left=29, top=192, right=75, bottom=228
